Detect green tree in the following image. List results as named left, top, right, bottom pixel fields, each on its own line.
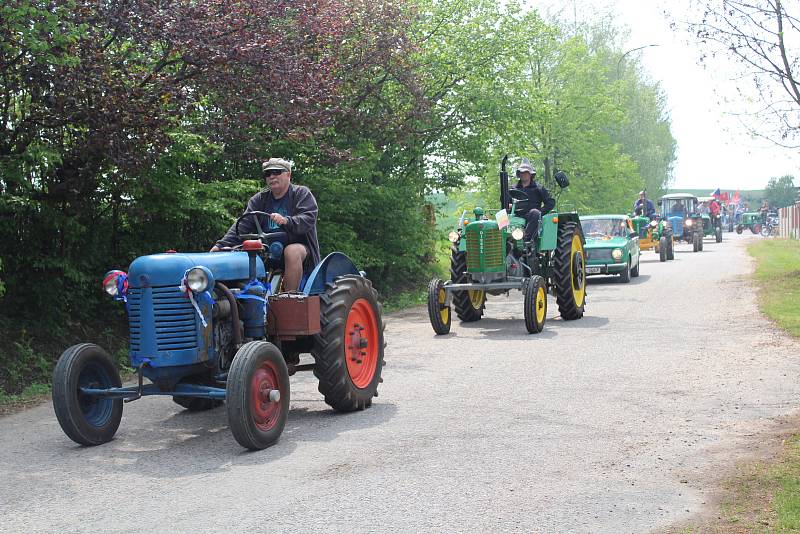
left=765, top=175, right=797, bottom=209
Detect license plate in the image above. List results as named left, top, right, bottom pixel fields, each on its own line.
left=586, top=266, right=601, bottom=274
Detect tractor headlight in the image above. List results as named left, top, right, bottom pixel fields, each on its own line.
left=102, top=270, right=127, bottom=296
left=186, top=267, right=210, bottom=292
left=612, top=248, right=623, bottom=261
left=448, top=230, right=460, bottom=243
left=685, top=219, right=693, bottom=227
left=511, top=228, right=524, bottom=241
left=649, top=220, right=658, bottom=228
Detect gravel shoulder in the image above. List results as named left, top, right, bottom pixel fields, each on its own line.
left=1, top=234, right=799, bottom=533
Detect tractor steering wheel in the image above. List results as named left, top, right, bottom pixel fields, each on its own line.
left=234, top=211, right=272, bottom=241
left=508, top=189, right=530, bottom=215
left=509, top=189, right=529, bottom=202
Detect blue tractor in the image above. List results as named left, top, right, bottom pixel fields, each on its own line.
left=52, top=212, right=385, bottom=450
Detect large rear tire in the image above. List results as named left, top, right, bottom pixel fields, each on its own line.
left=313, top=276, right=385, bottom=412
left=553, top=222, right=586, bottom=320
left=692, top=232, right=700, bottom=252
left=450, top=249, right=485, bottom=322
left=427, top=278, right=451, bottom=335
left=659, top=237, right=667, bottom=262
left=52, top=343, right=123, bottom=446
left=227, top=341, right=290, bottom=450
left=523, top=275, right=547, bottom=334
left=715, top=226, right=722, bottom=243
left=698, top=233, right=704, bottom=251
left=667, top=235, right=675, bottom=260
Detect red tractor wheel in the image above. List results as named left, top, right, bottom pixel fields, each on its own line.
left=752, top=223, right=762, bottom=234
left=313, top=276, right=385, bottom=412
left=227, top=341, right=290, bottom=450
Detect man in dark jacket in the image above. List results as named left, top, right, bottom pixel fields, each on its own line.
left=514, top=159, right=555, bottom=247
left=211, top=158, right=321, bottom=292
left=633, top=190, right=655, bottom=218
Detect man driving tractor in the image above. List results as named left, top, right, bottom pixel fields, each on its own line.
left=633, top=190, right=656, bottom=218
left=211, top=157, right=321, bottom=291
left=513, top=159, right=555, bottom=251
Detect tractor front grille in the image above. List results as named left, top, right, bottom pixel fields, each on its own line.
left=128, top=285, right=198, bottom=352
left=465, top=224, right=504, bottom=272
left=586, top=249, right=613, bottom=261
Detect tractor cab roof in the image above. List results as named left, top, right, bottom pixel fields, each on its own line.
left=660, top=193, right=698, bottom=200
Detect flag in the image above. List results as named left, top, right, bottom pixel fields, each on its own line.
left=711, top=188, right=721, bottom=198
left=732, top=189, right=741, bottom=204
left=495, top=209, right=510, bottom=229
left=720, top=191, right=729, bottom=202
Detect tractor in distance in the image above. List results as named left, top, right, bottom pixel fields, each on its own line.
left=52, top=213, right=385, bottom=450
left=427, top=155, right=587, bottom=335
left=629, top=210, right=674, bottom=262
left=659, top=193, right=706, bottom=252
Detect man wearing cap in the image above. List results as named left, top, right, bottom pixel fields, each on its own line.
left=211, top=158, right=321, bottom=292
left=514, top=159, right=555, bottom=248
left=633, top=190, right=655, bottom=218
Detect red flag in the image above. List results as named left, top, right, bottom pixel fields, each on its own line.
left=732, top=190, right=741, bottom=204
left=720, top=191, right=729, bottom=202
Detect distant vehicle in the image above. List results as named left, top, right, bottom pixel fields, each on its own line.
left=659, top=193, right=706, bottom=252
left=580, top=215, right=641, bottom=283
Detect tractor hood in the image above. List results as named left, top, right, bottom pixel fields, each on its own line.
left=127, top=252, right=266, bottom=288
left=584, top=236, right=628, bottom=249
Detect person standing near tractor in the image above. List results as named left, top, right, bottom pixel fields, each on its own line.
left=211, top=157, right=321, bottom=292
left=513, top=159, right=555, bottom=250
left=633, top=190, right=656, bottom=218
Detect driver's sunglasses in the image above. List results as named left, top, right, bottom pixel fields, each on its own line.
left=263, top=169, right=284, bottom=177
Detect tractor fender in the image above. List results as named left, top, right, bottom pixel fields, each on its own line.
left=302, top=252, right=363, bottom=296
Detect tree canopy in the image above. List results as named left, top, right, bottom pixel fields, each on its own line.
left=0, top=0, right=676, bottom=393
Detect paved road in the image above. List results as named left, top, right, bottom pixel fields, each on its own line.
left=2, top=233, right=799, bottom=533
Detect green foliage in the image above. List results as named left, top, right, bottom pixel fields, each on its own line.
left=765, top=175, right=797, bottom=209
left=0, top=0, right=677, bottom=394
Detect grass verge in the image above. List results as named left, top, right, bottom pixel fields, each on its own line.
left=682, top=238, right=800, bottom=532
left=748, top=239, right=800, bottom=336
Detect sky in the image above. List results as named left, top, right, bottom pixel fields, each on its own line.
left=535, top=0, right=799, bottom=191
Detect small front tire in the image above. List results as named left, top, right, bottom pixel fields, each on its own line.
left=427, top=278, right=451, bottom=335
left=659, top=237, right=667, bottom=262
left=619, top=261, right=631, bottom=283
left=523, top=275, right=547, bottom=334
left=52, top=343, right=123, bottom=446
left=227, top=341, right=290, bottom=450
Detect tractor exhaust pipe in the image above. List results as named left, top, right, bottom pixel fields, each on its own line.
left=500, top=154, right=510, bottom=212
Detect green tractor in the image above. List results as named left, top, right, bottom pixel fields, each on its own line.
left=427, top=156, right=586, bottom=335
left=736, top=212, right=762, bottom=234
left=629, top=213, right=674, bottom=262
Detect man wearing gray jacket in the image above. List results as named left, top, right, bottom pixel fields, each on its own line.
left=211, top=158, right=321, bottom=292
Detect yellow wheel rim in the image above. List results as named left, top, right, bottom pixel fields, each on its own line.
left=570, top=234, right=586, bottom=307
left=438, top=287, right=449, bottom=324
left=535, top=285, right=546, bottom=324
left=468, top=289, right=485, bottom=310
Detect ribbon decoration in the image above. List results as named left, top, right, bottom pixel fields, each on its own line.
left=103, top=271, right=129, bottom=304
left=180, top=270, right=215, bottom=328
left=235, top=279, right=272, bottom=322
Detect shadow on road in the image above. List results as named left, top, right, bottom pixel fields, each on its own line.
left=587, top=274, right=651, bottom=286
left=457, top=317, right=560, bottom=339
left=44, top=400, right=397, bottom=478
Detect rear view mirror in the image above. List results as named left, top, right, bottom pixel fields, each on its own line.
left=554, top=170, right=569, bottom=188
